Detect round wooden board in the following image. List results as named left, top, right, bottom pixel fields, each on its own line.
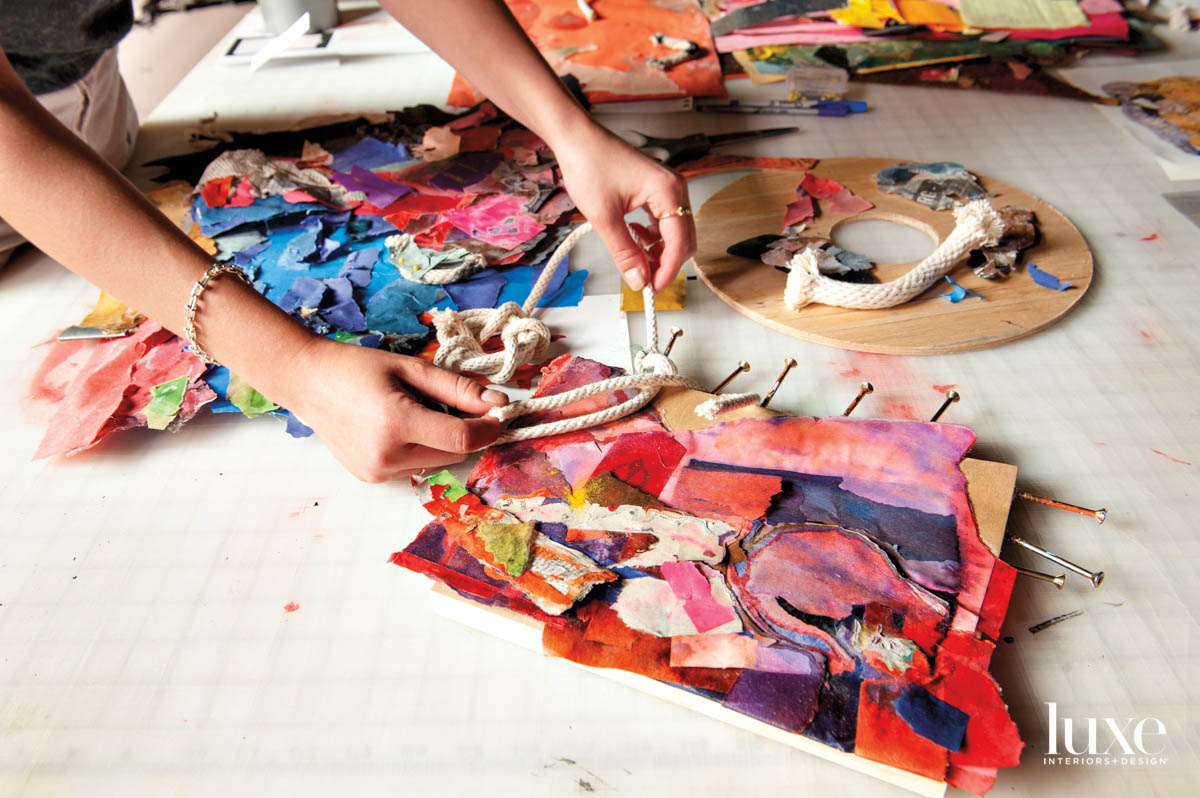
left=693, top=158, right=1093, bottom=355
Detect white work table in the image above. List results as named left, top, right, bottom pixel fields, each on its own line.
left=1, top=6, right=1197, bottom=797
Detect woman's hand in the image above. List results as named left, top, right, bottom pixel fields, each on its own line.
left=552, top=123, right=696, bottom=294
left=279, top=337, right=507, bottom=483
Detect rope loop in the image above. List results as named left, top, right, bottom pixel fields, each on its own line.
left=429, top=220, right=714, bottom=443
left=784, top=198, right=1004, bottom=311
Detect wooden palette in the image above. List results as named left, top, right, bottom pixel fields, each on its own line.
left=693, top=158, right=1093, bottom=355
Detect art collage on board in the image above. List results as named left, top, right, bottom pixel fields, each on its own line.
left=395, top=355, right=1025, bottom=795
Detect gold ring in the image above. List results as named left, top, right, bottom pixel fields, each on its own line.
left=656, top=206, right=692, bottom=220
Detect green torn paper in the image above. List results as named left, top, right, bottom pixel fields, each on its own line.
left=476, top=522, right=537, bottom=577
left=228, top=373, right=279, bottom=418
left=427, top=469, right=469, bottom=500
left=145, top=375, right=189, bottom=430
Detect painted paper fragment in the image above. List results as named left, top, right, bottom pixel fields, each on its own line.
left=144, top=375, right=189, bottom=430
left=227, top=373, right=278, bottom=418
left=669, top=634, right=758, bottom=669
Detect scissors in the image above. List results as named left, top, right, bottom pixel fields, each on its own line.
left=618, top=127, right=800, bottom=167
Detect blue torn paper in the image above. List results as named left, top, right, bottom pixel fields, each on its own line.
left=280, top=276, right=326, bottom=312
left=284, top=412, right=314, bottom=438
left=330, top=137, right=409, bottom=172
left=193, top=194, right=324, bottom=237
left=941, top=275, right=984, bottom=303
left=276, top=214, right=352, bottom=270
left=213, top=229, right=267, bottom=262
left=460, top=255, right=585, bottom=310
left=321, top=276, right=366, bottom=331
left=232, top=239, right=271, bottom=271
left=347, top=215, right=398, bottom=241
left=1028, top=262, right=1072, bottom=291
left=279, top=274, right=368, bottom=332
left=443, top=269, right=509, bottom=310
left=364, top=279, right=440, bottom=334
left=892, top=685, right=969, bottom=752
left=339, top=247, right=377, bottom=288
left=532, top=253, right=569, bottom=297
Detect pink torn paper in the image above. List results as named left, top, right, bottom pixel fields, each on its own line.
left=34, top=324, right=214, bottom=458
left=660, top=560, right=738, bottom=633
left=670, top=633, right=758, bottom=669
left=442, top=193, right=546, bottom=251
left=827, top=187, right=874, bottom=214
left=783, top=191, right=815, bottom=228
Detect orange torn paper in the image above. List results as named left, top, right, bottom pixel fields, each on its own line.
left=447, top=0, right=725, bottom=106
left=78, top=291, right=144, bottom=334
left=896, top=0, right=965, bottom=31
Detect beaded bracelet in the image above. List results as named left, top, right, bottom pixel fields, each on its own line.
left=183, top=263, right=253, bottom=365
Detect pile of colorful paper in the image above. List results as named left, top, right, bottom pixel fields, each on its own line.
left=31, top=103, right=591, bottom=458
left=708, top=0, right=1142, bottom=99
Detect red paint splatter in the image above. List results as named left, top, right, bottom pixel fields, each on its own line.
left=1138, top=329, right=1154, bottom=340
left=1141, top=233, right=1158, bottom=241
left=879, top=401, right=919, bottom=420
left=840, top=367, right=862, bottom=378
left=1151, top=449, right=1192, bottom=466
left=284, top=602, right=300, bottom=613
left=933, top=384, right=958, bottom=394
left=1095, top=442, right=1107, bottom=446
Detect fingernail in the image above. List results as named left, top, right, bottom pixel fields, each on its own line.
left=482, top=389, right=508, bottom=405
left=626, top=269, right=646, bottom=292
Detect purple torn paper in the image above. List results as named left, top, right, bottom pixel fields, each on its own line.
left=331, top=164, right=412, bottom=208
left=443, top=269, right=508, bottom=310
left=330, top=137, right=408, bottom=172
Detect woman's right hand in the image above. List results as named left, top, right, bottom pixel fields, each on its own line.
left=279, top=336, right=508, bottom=482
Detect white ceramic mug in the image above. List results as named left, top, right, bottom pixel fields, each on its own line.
left=259, top=0, right=340, bottom=34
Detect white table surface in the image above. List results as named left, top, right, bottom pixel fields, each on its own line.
left=1, top=5, right=1197, bottom=797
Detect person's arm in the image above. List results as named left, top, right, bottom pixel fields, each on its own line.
left=379, top=0, right=696, bottom=293
left=0, top=46, right=502, bottom=481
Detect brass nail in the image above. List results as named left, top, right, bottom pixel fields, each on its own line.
left=711, top=361, right=750, bottom=394
left=1012, top=565, right=1065, bottom=589
left=930, top=389, right=960, bottom=422
left=1009, top=536, right=1105, bottom=588
left=842, top=381, right=874, bottom=417
left=663, top=327, right=683, bottom=357
left=1017, top=491, right=1107, bottom=524
left=759, top=357, right=798, bottom=408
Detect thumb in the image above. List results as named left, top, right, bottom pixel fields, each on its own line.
left=591, top=211, right=649, bottom=292
left=399, top=358, right=508, bottom=415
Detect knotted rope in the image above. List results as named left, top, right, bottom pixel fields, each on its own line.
left=429, top=221, right=720, bottom=445
left=784, top=199, right=1005, bottom=311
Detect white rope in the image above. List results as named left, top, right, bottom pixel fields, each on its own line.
left=694, top=392, right=760, bottom=420
left=428, top=221, right=707, bottom=443
left=784, top=199, right=1005, bottom=311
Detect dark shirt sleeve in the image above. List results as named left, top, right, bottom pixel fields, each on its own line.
left=0, top=0, right=134, bottom=94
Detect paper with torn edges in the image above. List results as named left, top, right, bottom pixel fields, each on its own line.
left=29, top=104, right=625, bottom=455
left=33, top=324, right=215, bottom=458
left=876, top=161, right=990, bottom=211
left=404, top=470, right=616, bottom=615
left=395, top=355, right=1023, bottom=794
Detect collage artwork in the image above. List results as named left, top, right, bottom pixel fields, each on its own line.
left=395, top=357, right=1024, bottom=794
